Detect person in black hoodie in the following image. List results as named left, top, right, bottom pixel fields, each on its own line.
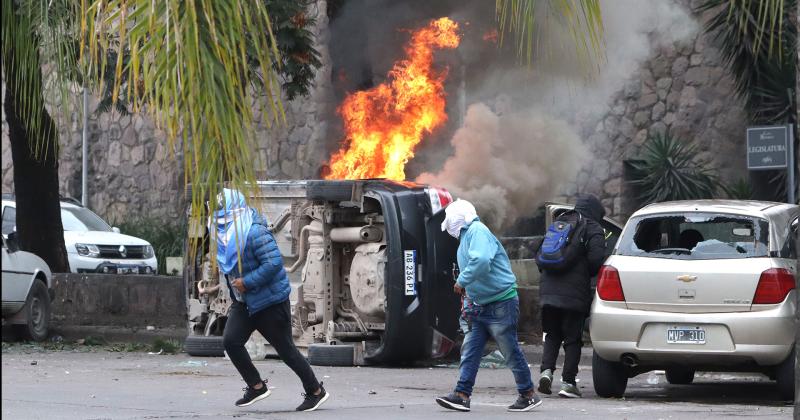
left=538, top=194, right=607, bottom=398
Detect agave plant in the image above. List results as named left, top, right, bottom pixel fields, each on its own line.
left=629, top=132, right=722, bottom=204
left=723, top=178, right=754, bottom=200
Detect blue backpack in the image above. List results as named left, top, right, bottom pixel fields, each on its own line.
left=535, top=210, right=586, bottom=272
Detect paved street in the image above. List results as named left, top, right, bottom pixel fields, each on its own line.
left=1, top=345, right=794, bottom=419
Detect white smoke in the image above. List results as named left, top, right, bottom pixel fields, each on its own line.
left=416, top=0, right=697, bottom=229
left=418, top=103, right=587, bottom=228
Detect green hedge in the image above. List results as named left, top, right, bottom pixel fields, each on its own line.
left=114, top=219, right=184, bottom=275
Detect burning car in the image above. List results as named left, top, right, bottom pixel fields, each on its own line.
left=184, top=180, right=461, bottom=365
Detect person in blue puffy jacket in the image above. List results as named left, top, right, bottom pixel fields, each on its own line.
left=214, top=189, right=329, bottom=411
left=435, top=199, right=542, bottom=413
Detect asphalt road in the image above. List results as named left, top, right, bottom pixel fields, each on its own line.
left=1, top=345, right=794, bottom=420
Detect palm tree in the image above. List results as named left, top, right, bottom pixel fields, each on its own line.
left=2, top=0, right=320, bottom=269
left=697, top=0, right=797, bottom=202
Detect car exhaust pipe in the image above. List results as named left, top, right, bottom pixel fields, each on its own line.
left=330, top=225, right=383, bottom=243
left=621, top=354, right=639, bottom=368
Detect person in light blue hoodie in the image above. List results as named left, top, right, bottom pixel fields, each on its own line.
left=435, top=199, right=542, bottom=413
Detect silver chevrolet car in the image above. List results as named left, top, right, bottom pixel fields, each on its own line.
left=590, top=200, right=798, bottom=400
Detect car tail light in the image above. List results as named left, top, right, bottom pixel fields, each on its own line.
left=752, top=268, right=796, bottom=304
left=597, top=265, right=625, bottom=302
left=426, top=186, right=453, bottom=214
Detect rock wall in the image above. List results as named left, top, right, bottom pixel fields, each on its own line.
left=1, top=0, right=333, bottom=225
left=572, top=9, right=747, bottom=221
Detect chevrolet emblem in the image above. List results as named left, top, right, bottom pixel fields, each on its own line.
left=677, top=275, right=697, bottom=283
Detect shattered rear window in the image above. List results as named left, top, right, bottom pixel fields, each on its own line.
left=616, top=212, right=769, bottom=260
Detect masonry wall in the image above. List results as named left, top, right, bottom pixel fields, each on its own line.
left=570, top=9, right=748, bottom=220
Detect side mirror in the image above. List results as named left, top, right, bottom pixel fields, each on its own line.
left=6, top=231, right=20, bottom=253
left=112, top=227, right=121, bottom=234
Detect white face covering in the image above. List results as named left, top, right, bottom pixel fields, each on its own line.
left=441, top=199, right=478, bottom=239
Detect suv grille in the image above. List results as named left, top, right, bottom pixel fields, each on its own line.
left=97, top=245, right=146, bottom=259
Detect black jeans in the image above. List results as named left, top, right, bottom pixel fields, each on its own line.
left=223, top=299, right=320, bottom=394
left=540, top=306, right=585, bottom=384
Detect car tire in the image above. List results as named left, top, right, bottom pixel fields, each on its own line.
left=184, top=335, right=225, bottom=357
left=775, top=348, right=795, bottom=401
left=592, top=350, right=628, bottom=398
left=14, top=280, right=50, bottom=342
left=308, top=343, right=355, bottom=366
left=665, top=367, right=695, bottom=385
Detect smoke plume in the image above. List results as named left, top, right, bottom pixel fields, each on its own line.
left=415, top=0, right=697, bottom=229
left=417, top=103, right=586, bottom=229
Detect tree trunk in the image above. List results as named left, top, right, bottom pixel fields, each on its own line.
left=3, top=3, right=69, bottom=273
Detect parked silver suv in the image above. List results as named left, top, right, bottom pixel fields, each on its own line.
left=590, top=200, right=798, bottom=400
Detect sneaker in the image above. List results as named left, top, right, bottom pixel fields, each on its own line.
left=507, top=393, right=543, bottom=412
left=435, top=392, right=471, bottom=412
left=538, top=369, right=553, bottom=395
left=235, top=381, right=271, bottom=407
left=296, top=383, right=330, bottom=412
left=558, top=382, right=582, bottom=398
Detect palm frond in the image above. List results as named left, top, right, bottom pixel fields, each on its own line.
left=696, top=0, right=796, bottom=123
left=80, top=0, right=285, bottom=263
left=495, top=0, right=605, bottom=69
left=2, top=0, right=80, bottom=161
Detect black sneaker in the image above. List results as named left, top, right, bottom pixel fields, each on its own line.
left=538, top=369, right=553, bottom=395
left=507, top=393, right=543, bottom=412
left=296, top=383, right=330, bottom=412
left=235, top=381, right=271, bottom=407
left=435, top=393, right=470, bottom=412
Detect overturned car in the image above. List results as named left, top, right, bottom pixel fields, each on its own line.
left=184, top=180, right=461, bottom=365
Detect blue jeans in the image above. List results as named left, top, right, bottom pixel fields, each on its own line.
left=455, top=297, right=533, bottom=396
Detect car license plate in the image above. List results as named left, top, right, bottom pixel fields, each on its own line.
left=667, top=327, right=705, bottom=344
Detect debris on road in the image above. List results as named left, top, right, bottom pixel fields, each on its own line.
left=180, top=360, right=208, bottom=367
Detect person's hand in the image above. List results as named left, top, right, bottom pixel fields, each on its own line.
left=453, top=283, right=464, bottom=295
left=232, top=278, right=246, bottom=293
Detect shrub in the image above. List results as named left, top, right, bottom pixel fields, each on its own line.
left=629, top=131, right=722, bottom=204
left=723, top=178, right=754, bottom=200
left=114, top=219, right=185, bottom=275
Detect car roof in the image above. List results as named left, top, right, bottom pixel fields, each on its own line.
left=632, top=200, right=799, bottom=220
left=2, top=199, right=82, bottom=210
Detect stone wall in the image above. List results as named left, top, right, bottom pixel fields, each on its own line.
left=572, top=9, right=747, bottom=221
left=1, top=0, right=333, bottom=226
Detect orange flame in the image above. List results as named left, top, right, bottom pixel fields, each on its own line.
left=325, top=17, right=460, bottom=181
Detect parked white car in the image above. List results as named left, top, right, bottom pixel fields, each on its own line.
left=1, top=196, right=157, bottom=274
left=1, top=232, right=53, bottom=341
left=590, top=200, right=798, bottom=401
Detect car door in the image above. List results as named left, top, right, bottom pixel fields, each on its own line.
left=1, top=236, right=30, bottom=314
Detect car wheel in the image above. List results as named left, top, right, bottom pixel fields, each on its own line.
left=775, top=348, right=795, bottom=401
left=14, top=280, right=50, bottom=342
left=665, top=367, right=695, bottom=384
left=184, top=335, right=225, bottom=357
left=308, top=343, right=355, bottom=366
left=592, top=350, right=628, bottom=398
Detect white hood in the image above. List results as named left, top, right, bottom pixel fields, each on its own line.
left=64, top=230, right=151, bottom=250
